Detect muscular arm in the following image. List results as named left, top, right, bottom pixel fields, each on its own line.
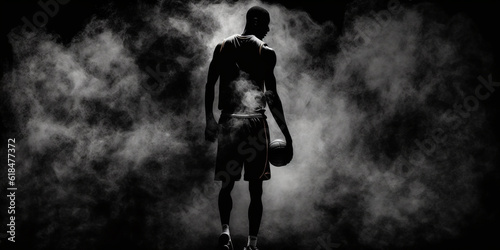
left=262, top=47, right=293, bottom=144
left=205, top=44, right=222, bottom=142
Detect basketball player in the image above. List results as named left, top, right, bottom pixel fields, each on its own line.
left=205, top=6, right=293, bottom=250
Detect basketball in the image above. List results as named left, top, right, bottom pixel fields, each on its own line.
left=269, top=139, right=291, bottom=167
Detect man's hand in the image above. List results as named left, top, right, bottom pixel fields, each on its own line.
left=205, top=118, right=219, bottom=142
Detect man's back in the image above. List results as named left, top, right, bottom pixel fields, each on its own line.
left=217, top=34, right=268, bottom=114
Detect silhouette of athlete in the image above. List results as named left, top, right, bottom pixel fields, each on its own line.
left=205, top=6, right=293, bottom=250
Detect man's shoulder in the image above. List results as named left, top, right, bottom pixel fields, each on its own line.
left=260, top=45, right=276, bottom=58
left=248, top=36, right=274, bottom=56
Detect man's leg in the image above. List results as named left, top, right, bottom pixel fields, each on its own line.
left=218, top=180, right=235, bottom=249
left=219, top=180, right=235, bottom=225
left=247, top=180, right=263, bottom=248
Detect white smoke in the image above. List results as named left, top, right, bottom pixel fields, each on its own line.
left=2, top=0, right=496, bottom=249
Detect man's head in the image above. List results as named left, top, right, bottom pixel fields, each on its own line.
left=245, top=6, right=270, bottom=39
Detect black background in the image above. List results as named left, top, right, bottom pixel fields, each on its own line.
left=1, top=0, right=499, bottom=249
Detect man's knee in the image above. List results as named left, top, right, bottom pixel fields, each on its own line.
left=220, top=180, right=235, bottom=194
left=249, top=181, right=263, bottom=197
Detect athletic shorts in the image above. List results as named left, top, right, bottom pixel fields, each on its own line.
left=214, top=113, right=271, bottom=183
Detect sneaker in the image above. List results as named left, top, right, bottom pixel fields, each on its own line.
left=218, top=233, right=233, bottom=250
left=243, top=246, right=258, bottom=250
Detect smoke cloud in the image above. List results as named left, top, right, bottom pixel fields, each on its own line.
left=2, top=0, right=497, bottom=249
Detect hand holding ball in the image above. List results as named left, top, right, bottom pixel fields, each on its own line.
left=269, top=139, right=293, bottom=167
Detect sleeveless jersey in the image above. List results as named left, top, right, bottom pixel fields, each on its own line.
left=217, top=34, right=268, bottom=113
